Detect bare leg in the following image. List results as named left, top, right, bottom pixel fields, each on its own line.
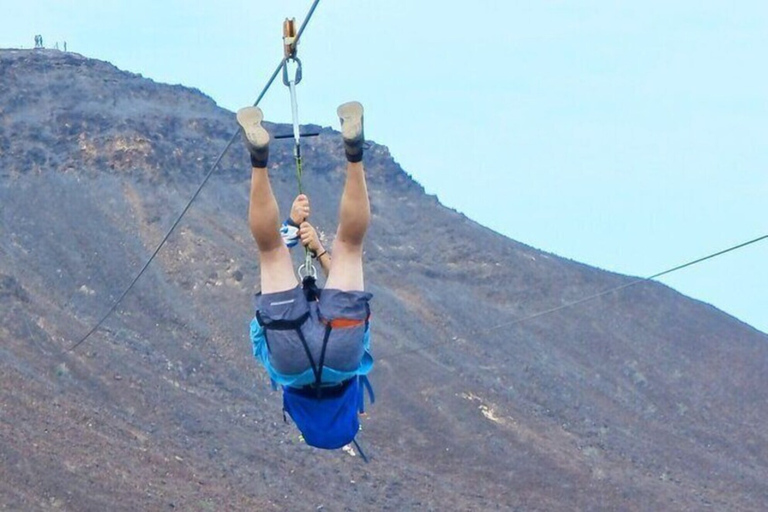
left=238, top=106, right=297, bottom=294
left=326, top=102, right=370, bottom=292
left=249, top=166, right=298, bottom=294
left=325, top=162, right=370, bottom=292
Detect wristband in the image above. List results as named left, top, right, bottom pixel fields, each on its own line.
left=279, top=219, right=299, bottom=248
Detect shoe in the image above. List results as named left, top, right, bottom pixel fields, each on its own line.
left=337, top=101, right=364, bottom=163
left=236, top=106, right=270, bottom=168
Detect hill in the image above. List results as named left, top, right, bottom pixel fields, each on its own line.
left=2, top=48, right=767, bottom=511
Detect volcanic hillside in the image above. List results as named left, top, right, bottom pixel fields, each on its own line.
left=1, top=49, right=767, bottom=511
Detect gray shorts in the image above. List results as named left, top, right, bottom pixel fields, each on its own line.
left=254, top=286, right=372, bottom=376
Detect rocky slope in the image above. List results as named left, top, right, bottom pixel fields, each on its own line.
left=1, top=48, right=767, bottom=511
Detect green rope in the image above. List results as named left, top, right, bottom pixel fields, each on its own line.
left=294, top=146, right=304, bottom=195
left=294, top=145, right=314, bottom=275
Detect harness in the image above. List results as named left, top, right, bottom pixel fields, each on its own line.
left=256, top=282, right=373, bottom=397
left=255, top=283, right=375, bottom=461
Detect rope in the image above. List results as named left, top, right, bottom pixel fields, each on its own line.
left=295, top=151, right=304, bottom=195
left=282, top=33, right=316, bottom=280
left=381, top=233, right=768, bottom=361
left=70, top=130, right=240, bottom=351
left=71, top=0, right=323, bottom=351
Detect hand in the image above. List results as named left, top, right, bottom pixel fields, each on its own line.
left=299, top=221, right=323, bottom=254
left=290, top=194, right=310, bottom=225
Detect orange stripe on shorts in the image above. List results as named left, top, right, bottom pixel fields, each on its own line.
left=324, top=316, right=370, bottom=329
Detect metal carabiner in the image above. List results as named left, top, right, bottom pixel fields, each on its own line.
left=297, top=259, right=317, bottom=281
left=282, top=56, right=302, bottom=87
left=297, top=245, right=317, bottom=280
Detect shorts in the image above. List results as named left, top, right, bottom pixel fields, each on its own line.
left=250, top=286, right=373, bottom=388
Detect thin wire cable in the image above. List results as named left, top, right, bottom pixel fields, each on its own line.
left=382, top=233, right=768, bottom=361
left=295, top=0, right=321, bottom=41
left=70, top=131, right=240, bottom=351
left=71, top=0, right=322, bottom=351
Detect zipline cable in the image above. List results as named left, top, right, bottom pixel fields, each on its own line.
left=70, top=129, right=240, bottom=351
left=70, top=0, right=323, bottom=351
left=381, top=232, right=768, bottom=361
left=484, top=232, right=768, bottom=334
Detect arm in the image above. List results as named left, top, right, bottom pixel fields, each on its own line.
left=300, top=221, right=331, bottom=278
left=279, top=194, right=311, bottom=248
left=289, top=194, right=310, bottom=225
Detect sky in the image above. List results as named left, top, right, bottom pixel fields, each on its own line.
left=2, top=1, right=766, bottom=333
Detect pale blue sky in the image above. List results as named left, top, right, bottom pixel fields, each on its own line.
left=2, top=1, right=766, bottom=333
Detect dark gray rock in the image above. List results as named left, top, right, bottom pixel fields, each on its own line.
left=1, top=48, right=767, bottom=511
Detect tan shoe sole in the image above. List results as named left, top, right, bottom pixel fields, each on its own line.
left=236, top=106, right=270, bottom=148
left=337, top=101, right=364, bottom=142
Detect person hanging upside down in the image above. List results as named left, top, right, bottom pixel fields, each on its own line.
left=237, top=102, right=374, bottom=451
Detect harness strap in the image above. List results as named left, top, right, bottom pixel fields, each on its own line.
left=295, top=327, right=321, bottom=385
left=258, top=309, right=310, bottom=358
left=257, top=309, right=313, bottom=389
left=352, top=438, right=370, bottom=464
left=358, top=375, right=375, bottom=413
left=302, top=275, right=320, bottom=302
left=314, top=323, right=334, bottom=397
left=256, top=310, right=310, bottom=331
